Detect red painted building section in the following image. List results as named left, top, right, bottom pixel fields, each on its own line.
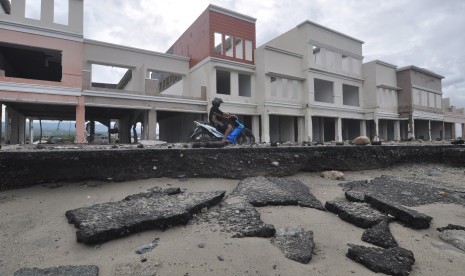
left=168, top=5, right=256, bottom=68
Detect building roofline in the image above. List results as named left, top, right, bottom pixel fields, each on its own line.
left=297, top=20, right=364, bottom=44
left=374, top=60, right=397, bottom=69
left=209, top=4, right=257, bottom=23
left=396, top=65, right=444, bottom=79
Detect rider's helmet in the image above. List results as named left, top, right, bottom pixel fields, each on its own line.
left=212, top=97, right=223, bottom=107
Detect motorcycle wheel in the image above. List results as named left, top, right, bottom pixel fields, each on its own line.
left=237, top=128, right=255, bottom=145
left=188, top=129, right=213, bottom=142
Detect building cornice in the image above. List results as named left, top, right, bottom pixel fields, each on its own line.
left=266, top=72, right=306, bottom=81
left=396, top=65, right=444, bottom=79
left=85, top=103, right=151, bottom=110
left=211, top=57, right=256, bottom=71
left=264, top=101, right=304, bottom=109
left=309, top=68, right=364, bottom=83
left=0, top=81, right=82, bottom=96
left=0, top=20, right=83, bottom=42
left=84, top=39, right=190, bottom=61
left=377, top=84, right=402, bottom=91
left=411, top=84, right=442, bottom=94
left=298, top=20, right=364, bottom=44
left=308, top=39, right=363, bottom=60
left=374, top=60, right=398, bottom=69
left=209, top=5, right=257, bottom=23
left=263, top=46, right=303, bottom=58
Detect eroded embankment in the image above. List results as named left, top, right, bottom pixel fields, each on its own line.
left=0, top=145, right=464, bottom=190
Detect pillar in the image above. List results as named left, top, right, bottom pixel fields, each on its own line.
left=252, top=115, right=260, bottom=143
left=261, top=112, right=270, bottom=143
left=11, top=0, right=26, bottom=19
left=428, top=120, right=432, bottom=141
left=147, top=110, right=157, bottom=140
left=305, top=111, right=313, bottom=143
left=319, top=117, right=325, bottom=142
left=408, top=117, right=415, bottom=140
left=394, top=120, right=400, bottom=141
left=74, top=97, right=86, bottom=144
left=335, top=117, right=342, bottom=142
left=382, top=121, right=388, bottom=141
left=119, top=115, right=131, bottom=143
left=29, top=119, right=34, bottom=144
left=360, top=120, right=367, bottom=136
left=297, top=116, right=305, bottom=143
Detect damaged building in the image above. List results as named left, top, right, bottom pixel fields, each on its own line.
left=0, top=0, right=464, bottom=145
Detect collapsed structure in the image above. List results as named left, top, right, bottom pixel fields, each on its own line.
left=0, top=0, right=464, bottom=144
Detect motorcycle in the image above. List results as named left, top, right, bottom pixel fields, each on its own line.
left=188, top=115, right=255, bottom=145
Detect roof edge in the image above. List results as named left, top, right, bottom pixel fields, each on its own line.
left=297, top=20, right=364, bottom=44
left=396, top=65, right=444, bottom=79
left=209, top=4, right=257, bottom=23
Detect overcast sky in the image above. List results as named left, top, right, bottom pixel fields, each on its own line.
left=82, top=0, right=465, bottom=108
left=1, top=0, right=464, bottom=121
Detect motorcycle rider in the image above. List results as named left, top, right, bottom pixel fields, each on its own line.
left=209, top=97, right=233, bottom=142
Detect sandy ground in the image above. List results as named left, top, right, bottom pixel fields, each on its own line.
left=1, top=163, right=464, bottom=276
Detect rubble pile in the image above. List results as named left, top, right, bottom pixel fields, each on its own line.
left=271, top=228, right=315, bottom=264
left=14, top=265, right=99, bottom=276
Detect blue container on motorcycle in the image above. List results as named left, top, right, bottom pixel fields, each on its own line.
left=227, top=121, right=244, bottom=144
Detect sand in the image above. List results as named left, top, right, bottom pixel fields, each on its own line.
left=1, top=163, right=464, bottom=275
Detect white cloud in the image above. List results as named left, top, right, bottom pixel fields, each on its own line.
left=83, top=0, right=465, bottom=108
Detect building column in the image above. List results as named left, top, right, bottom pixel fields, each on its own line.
left=428, top=120, right=432, bottom=141
left=408, top=117, right=415, bottom=140
left=261, top=112, right=270, bottom=143
left=360, top=120, right=367, bottom=136
left=252, top=115, right=260, bottom=143
left=382, top=121, right=388, bottom=141
left=74, top=97, right=86, bottom=144
left=29, top=119, right=34, bottom=144
left=147, top=110, right=157, bottom=140
left=319, top=117, right=325, bottom=142
left=394, top=120, right=401, bottom=141
left=297, top=116, right=305, bottom=143
left=11, top=0, right=26, bottom=19
left=41, top=0, right=54, bottom=24
left=305, top=112, right=313, bottom=143
left=119, top=115, right=131, bottom=143
left=335, top=117, right=342, bottom=142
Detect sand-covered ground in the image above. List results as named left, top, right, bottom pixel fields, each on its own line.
left=1, top=163, right=464, bottom=275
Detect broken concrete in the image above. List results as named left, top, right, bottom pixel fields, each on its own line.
left=347, top=244, right=415, bottom=276
left=66, top=190, right=225, bottom=244
left=271, top=228, right=315, bottom=264
left=196, top=197, right=276, bottom=238
left=14, top=265, right=98, bottom=276
left=365, top=194, right=433, bottom=229
left=320, top=170, right=345, bottom=180
left=362, top=221, right=398, bottom=248
left=229, top=176, right=324, bottom=210
left=341, top=175, right=463, bottom=207
left=325, top=201, right=390, bottom=228
left=437, top=224, right=465, bottom=232
left=437, top=226, right=465, bottom=252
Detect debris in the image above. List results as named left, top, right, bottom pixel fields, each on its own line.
left=325, top=201, right=390, bottom=228
left=271, top=228, right=315, bottom=264
left=217, top=256, right=224, bottom=261
left=353, top=136, right=370, bottom=145
left=320, top=170, right=345, bottom=180
left=427, top=170, right=441, bottom=177
left=362, top=221, right=398, bottom=248
left=65, top=190, right=225, bottom=244
left=271, top=161, right=280, bottom=166
left=365, top=194, right=433, bottom=229
left=346, top=244, right=415, bottom=276
left=438, top=230, right=465, bottom=252
left=198, top=243, right=205, bottom=248
left=135, top=238, right=160, bottom=254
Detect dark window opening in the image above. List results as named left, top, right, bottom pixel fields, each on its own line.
left=216, top=70, right=230, bottom=95
left=0, top=43, right=62, bottom=82
left=239, top=74, right=251, bottom=97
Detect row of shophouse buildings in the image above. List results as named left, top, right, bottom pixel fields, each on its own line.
left=1, top=0, right=464, bottom=144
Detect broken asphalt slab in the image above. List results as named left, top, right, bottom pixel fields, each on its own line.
left=65, top=190, right=225, bottom=244
left=347, top=244, right=415, bottom=276
left=271, top=228, right=315, bottom=264
left=437, top=224, right=465, bottom=252
left=325, top=201, right=390, bottom=228
left=196, top=197, right=276, bottom=238
left=365, top=194, right=433, bottom=229
left=341, top=175, right=464, bottom=207
left=229, top=176, right=324, bottom=210
left=14, top=265, right=98, bottom=276
left=362, top=221, right=398, bottom=248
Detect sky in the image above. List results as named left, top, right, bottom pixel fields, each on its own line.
left=81, top=0, right=465, bottom=109
left=2, top=0, right=465, bottom=121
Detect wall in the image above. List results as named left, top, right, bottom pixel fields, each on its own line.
left=2, top=145, right=464, bottom=191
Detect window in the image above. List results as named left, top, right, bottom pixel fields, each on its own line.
left=342, top=55, right=350, bottom=72
left=282, top=78, right=289, bottom=98
left=313, top=46, right=322, bottom=65
left=314, top=78, right=334, bottom=103
left=271, top=77, right=278, bottom=96
left=0, top=42, right=62, bottom=82
left=413, top=89, right=421, bottom=105
left=292, top=80, right=300, bottom=100
left=149, top=70, right=182, bottom=93
left=235, top=38, right=243, bottom=59
left=245, top=40, right=253, bottom=61
left=239, top=74, right=251, bottom=97
left=421, top=91, right=428, bottom=106
left=342, top=84, right=359, bottom=106
left=25, top=0, right=41, bottom=20
left=214, top=33, right=223, bottom=55
left=54, top=0, right=69, bottom=25
left=216, top=70, right=230, bottom=95
left=435, top=94, right=442, bottom=109
left=225, top=35, right=233, bottom=57
left=91, top=64, right=131, bottom=89
left=428, top=92, right=435, bottom=108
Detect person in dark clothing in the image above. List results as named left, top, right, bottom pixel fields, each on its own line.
left=209, top=97, right=233, bottom=142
